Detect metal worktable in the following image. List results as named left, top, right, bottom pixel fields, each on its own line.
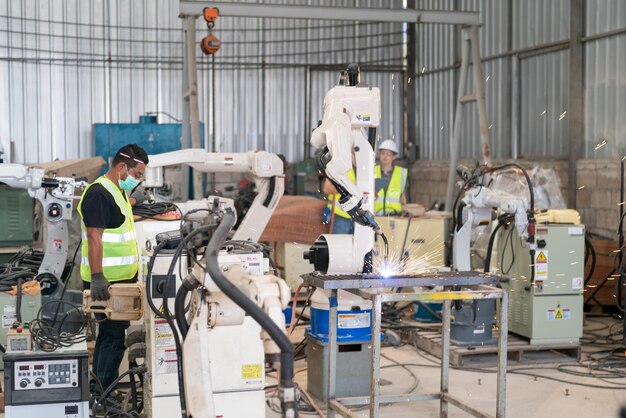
left=301, top=271, right=507, bottom=418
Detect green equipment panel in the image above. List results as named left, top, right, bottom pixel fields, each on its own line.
left=0, top=186, right=33, bottom=247
left=0, top=292, right=41, bottom=369
left=497, top=223, right=584, bottom=345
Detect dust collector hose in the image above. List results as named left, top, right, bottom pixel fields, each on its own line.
left=205, top=211, right=297, bottom=416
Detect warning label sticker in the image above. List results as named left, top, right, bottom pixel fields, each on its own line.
left=241, top=364, right=263, bottom=380
left=338, top=312, right=370, bottom=329
left=52, top=238, right=64, bottom=253
left=547, top=308, right=571, bottom=321
left=535, top=251, right=548, bottom=279
left=2, top=305, right=16, bottom=328
left=155, top=348, right=178, bottom=375
left=154, top=320, right=175, bottom=347
left=536, top=251, right=547, bottom=262
left=572, top=277, right=583, bottom=290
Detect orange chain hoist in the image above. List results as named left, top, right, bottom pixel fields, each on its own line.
left=200, top=7, right=221, bottom=55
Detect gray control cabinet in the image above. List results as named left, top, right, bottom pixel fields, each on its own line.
left=497, top=223, right=584, bottom=345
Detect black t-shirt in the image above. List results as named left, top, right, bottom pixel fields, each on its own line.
left=80, top=184, right=127, bottom=229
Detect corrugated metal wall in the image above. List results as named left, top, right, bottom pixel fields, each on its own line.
left=0, top=0, right=404, bottom=164
left=414, top=0, right=625, bottom=161
left=584, top=0, right=626, bottom=159
left=2, top=1, right=624, bottom=164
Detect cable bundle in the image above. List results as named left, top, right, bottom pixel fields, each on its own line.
left=132, top=202, right=182, bottom=221
left=29, top=299, right=87, bottom=352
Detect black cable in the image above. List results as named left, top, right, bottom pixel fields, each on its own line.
left=499, top=227, right=516, bottom=275
left=15, top=278, right=22, bottom=324
left=97, top=366, right=148, bottom=417
left=484, top=216, right=512, bottom=273
left=291, top=291, right=313, bottom=334
left=144, top=241, right=168, bottom=319
left=133, top=202, right=182, bottom=221
left=584, top=232, right=597, bottom=285
left=30, top=300, right=87, bottom=352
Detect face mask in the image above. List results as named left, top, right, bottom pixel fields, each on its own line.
left=118, top=166, right=140, bottom=190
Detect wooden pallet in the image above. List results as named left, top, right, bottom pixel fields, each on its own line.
left=410, top=329, right=581, bottom=368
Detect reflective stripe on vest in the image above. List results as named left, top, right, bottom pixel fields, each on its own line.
left=81, top=255, right=139, bottom=267
left=374, top=165, right=407, bottom=215
left=82, top=230, right=136, bottom=243
left=78, top=176, right=139, bottom=282
left=326, top=168, right=356, bottom=219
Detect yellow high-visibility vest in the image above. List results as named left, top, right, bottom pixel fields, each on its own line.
left=77, top=176, right=139, bottom=282
left=374, top=165, right=407, bottom=215
left=326, top=168, right=356, bottom=219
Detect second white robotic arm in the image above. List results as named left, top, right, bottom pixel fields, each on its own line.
left=453, top=186, right=532, bottom=271
left=143, top=149, right=284, bottom=242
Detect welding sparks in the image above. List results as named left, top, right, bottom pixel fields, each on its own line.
left=370, top=232, right=443, bottom=277
left=595, top=139, right=607, bottom=150
left=559, top=111, right=567, bottom=121
left=578, top=185, right=585, bottom=190
left=540, top=110, right=547, bottom=116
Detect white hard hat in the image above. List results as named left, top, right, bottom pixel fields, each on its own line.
left=378, top=139, right=399, bottom=154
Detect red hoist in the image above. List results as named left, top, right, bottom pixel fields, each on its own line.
left=200, top=7, right=221, bottom=55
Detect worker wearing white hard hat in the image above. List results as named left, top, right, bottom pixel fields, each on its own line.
left=374, top=140, right=408, bottom=215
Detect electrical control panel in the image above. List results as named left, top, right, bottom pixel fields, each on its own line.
left=13, top=359, right=79, bottom=390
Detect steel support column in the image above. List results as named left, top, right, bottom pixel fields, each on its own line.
left=184, top=16, right=203, bottom=200
left=568, top=0, right=584, bottom=208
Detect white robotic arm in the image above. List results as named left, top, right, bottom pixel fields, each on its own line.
left=0, top=163, right=87, bottom=293
left=306, top=66, right=391, bottom=274
left=453, top=185, right=532, bottom=271
left=143, top=149, right=284, bottom=242
left=0, top=164, right=45, bottom=190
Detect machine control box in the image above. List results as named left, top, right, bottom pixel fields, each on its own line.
left=13, top=358, right=79, bottom=390
left=3, top=340, right=89, bottom=418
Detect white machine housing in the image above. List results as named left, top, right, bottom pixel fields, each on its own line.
left=142, top=247, right=289, bottom=418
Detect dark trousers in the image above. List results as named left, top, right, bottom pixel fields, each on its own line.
left=83, top=278, right=134, bottom=393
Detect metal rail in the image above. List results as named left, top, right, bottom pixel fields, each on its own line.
left=179, top=2, right=481, bottom=26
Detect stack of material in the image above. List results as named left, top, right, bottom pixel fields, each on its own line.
left=30, top=156, right=106, bottom=182
left=260, top=195, right=328, bottom=244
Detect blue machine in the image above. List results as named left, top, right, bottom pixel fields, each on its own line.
left=413, top=302, right=443, bottom=323
left=94, top=115, right=205, bottom=198
left=306, top=291, right=376, bottom=343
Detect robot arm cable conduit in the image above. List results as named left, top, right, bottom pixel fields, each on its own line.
left=204, top=211, right=298, bottom=418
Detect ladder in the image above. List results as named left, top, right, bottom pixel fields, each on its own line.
left=444, top=26, right=492, bottom=211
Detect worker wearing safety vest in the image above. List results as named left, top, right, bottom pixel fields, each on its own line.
left=374, top=140, right=407, bottom=215
left=78, top=144, right=148, bottom=394
left=323, top=168, right=357, bottom=234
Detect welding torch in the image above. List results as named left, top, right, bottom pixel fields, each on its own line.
left=348, top=205, right=390, bottom=263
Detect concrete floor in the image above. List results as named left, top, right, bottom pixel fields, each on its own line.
left=0, top=317, right=623, bottom=417
left=267, top=316, right=626, bottom=418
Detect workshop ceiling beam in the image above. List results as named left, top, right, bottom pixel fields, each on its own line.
left=179, top=1, right=481, bottom=26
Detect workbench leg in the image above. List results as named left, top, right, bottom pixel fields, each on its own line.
left=369, top=293, right=382, bottom=418
left=497, top=291, right=508, bottom=418
left=327, top=289, right=338, bottom=418
left=440, top=300, right=451, bottom=418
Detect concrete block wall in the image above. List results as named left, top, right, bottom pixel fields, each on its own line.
left=408, top=159, right=621, bottom=239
